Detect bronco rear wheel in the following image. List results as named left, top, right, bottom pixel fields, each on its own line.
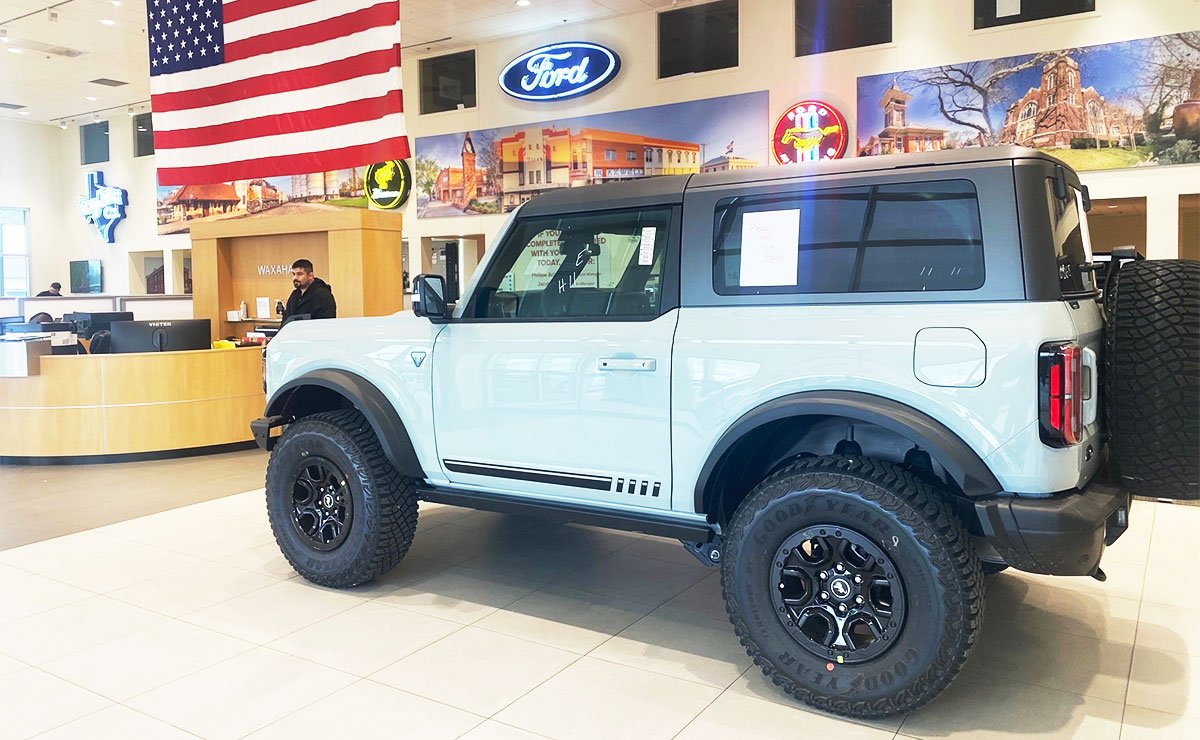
left=722, top=456, right=982, bottom=718
left=266, top=409, right=419, bottom=588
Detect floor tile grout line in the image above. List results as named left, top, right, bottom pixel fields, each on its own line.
left=1116, top=517, right=1154, bottom=736
left=8, top=664, right=121, bottom=737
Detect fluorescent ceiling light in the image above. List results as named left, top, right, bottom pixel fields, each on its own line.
left=516, top=0, right=531, bottom=6
left=6, top=47, right=22, bottom=54
left=86, top=95, right=98, bottom=101
left=100, top=19, right=116, bottom=27
left=17, top=111, right=29, bottom=116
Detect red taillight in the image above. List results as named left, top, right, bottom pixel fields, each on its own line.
left=1039, top=342, right=1082, bottom=447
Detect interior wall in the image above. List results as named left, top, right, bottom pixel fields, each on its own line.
left=1181, top=194, right=1200, bottom=261
left=399, top=0, right=1200, bottom=260
left=36, top=114, right=188, bottom=295
left=1087, top=211, right=1148, bottom=255
left=0, top=119, right=63, bottom=297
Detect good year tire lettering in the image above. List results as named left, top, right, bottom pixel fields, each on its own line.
left=845, top=648, right=920, bottom=695
left=753, top=497, right=896, bottom=545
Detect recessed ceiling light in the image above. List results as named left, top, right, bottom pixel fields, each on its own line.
left=6, top=47, right=22, bottom=54
left=86, top=95, right=98, bottom=101
left=17, top=111, right=29, bottom=116
left=59, top=120, right=67, bottom=129
left=515, top=0, right=532, bottom=6
left=92, top=112, right=101, bottom=123
left=100, top=19, right=116, bottom=26
left=111, top=1, right=122, bottom=6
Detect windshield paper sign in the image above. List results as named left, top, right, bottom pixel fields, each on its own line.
left=499, top=42, right=621, bottom=102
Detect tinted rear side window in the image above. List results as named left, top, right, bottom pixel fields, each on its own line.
left=1044, top=179, right=1095, bottom=296
left=713, top=179, right=984, bottom=295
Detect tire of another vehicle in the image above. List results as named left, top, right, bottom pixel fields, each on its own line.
left=1105, top=259, right=1200, bottom=500
left=265, top=409, right=419, bottom=587
left=722, top=456, right=983, bottom=719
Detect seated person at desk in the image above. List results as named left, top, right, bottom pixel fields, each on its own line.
left=35, top=282, right=62, bottom=297
left=283, top=259, right=337, bottom=320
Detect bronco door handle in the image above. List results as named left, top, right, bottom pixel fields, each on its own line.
left=598, top=357, right=656, bottom=371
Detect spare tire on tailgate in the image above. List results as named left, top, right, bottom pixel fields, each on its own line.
left=1105, top=259, right=1199, bottom=500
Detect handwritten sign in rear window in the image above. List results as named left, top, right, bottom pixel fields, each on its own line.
left=739, top=209, right=799, bottom=287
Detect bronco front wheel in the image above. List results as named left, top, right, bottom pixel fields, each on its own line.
left=721, top=456, right=982, bottom=718
left=265, top=409, right=419, bottom=588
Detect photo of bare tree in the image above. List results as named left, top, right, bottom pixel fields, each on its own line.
left=857, top=31, right=1200, bottom=171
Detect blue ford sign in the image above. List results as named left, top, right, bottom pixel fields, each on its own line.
left=499, top=42, right=621, bottom=102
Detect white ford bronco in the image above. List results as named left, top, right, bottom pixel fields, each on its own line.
left=253, top=147, right=1199, bottom=718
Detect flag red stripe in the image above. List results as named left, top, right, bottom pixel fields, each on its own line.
left=222, top=0, right=315, bottom=24
left=224, top=2, right=398, bottom=63
left=151, top=44, right=400, bottom=113
left=155, top=135, right=412, bottom=186
left=154, top=90, right=403, bottom=149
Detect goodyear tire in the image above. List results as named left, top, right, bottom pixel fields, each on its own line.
left=722, top=456, right=982, bottom=719
left=266, top=409, right=419, bottom=587
left=1105, top=259, right=1200, bottom=500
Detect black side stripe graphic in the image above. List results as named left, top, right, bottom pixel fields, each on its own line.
left=443, top=460, right=613, bottom=492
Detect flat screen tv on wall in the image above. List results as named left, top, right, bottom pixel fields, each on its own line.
left=69, top=259, right=103, bottom=294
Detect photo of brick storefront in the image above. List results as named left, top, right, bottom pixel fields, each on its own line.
left=1000, top=54, right=1145, bottom=148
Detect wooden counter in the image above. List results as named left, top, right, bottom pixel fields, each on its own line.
left=0, top=347, right=265, bottom=460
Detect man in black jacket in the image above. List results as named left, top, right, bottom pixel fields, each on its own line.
left=283, top=259, right=337, bottom=320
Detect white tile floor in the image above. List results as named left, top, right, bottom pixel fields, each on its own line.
left=0, top=491, right=1197, bottom=740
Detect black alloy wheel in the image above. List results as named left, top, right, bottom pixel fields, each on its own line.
left=265, top=409, right=419, bottom=588
left=289, top=457, right=353, bottom=551
left=772, top=526, right=906, bottom=664
left=722, top=456, right=983, bottom=719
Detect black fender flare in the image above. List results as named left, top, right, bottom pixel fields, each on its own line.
left=694, top=390, right=1004, bottom=515
left=267, top=369, right=425, bottom=479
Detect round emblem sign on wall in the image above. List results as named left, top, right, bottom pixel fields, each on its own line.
left=365, top=160, right=412, bottom=210
left=771, top=100, right=848, bottom=164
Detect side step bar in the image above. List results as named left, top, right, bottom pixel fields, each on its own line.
left=416, top=484, right=715, bottom=541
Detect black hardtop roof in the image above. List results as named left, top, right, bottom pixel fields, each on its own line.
left=516, top=146, right=1070, bottom=217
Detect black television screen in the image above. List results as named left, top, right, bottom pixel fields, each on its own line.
left=109, top=319, right=211, bottom=353
left=69, top=260, right=103, bottom=294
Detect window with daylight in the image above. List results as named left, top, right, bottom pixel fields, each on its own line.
left=974, top=0, right=1094, bottom=29
left=794, top=0, right=892, bottom=57
left=0, top=208, right=30, bottom=298
left=80, top=121, right=110, bottom=165
left=419, top=50, right=476, bottom=114
left=714, top=180, right=985, bottom=295
left=468, top=207, right=673, bottom=320
left=658, top=0, right=739, bottom=78
left=133, top=113, right=155, bottom=157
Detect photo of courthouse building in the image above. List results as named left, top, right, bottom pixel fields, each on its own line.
left=1000, top=54, right=1145, bottom=148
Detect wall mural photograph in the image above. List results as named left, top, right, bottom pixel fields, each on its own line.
left=155, top=168, right=370, bottom=235
left=413, top=91, right=769, bottom=219
left=856, top=31, right=1200, bottom=171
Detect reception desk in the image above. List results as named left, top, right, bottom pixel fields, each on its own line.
left=0, top=346, right=264, bottom=461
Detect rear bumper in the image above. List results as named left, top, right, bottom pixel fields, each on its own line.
left=975, top=475, right=1130, bottom=576
left=250, top=415, right=287, bottom=452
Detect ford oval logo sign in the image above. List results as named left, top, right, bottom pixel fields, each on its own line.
left=499, top=42, right=621, bottom=102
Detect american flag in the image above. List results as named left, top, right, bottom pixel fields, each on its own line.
left=147, top=0, right=409, bottom=186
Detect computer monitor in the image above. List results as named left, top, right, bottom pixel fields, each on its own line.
left=109, top=319, right=212, bottom=353
left=65, top=311, right=134, bottom=339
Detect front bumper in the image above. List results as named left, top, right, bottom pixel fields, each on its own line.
left=250, top=415, right=287, bottom=452
left=975, top=475, right=1130, bottom=576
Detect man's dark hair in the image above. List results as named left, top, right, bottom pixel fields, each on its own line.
left=291, top=259, right=314, bottom=273
left=50, top=282, right=61, bottom=290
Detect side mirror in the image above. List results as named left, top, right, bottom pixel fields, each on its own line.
left=412, top=273, right=450, bottom=322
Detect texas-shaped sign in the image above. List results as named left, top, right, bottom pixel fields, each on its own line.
left=77, top=171, right=128, bottom=243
